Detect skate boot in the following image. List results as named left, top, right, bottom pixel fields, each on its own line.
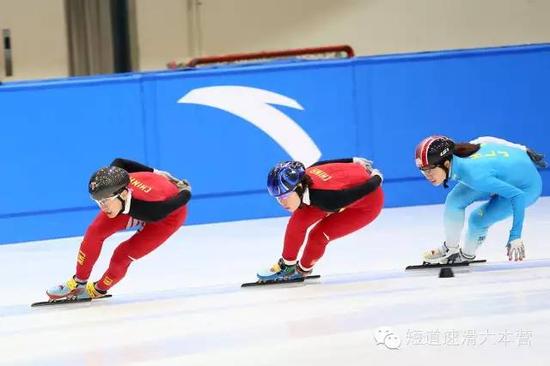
left=423, top=243, right=475, bottom=264
left=46, top=276, right=86, bottom=300
left=423, top=243, right=459, bottom=264
left=446, top=249, right=476, bottom=264
left=73, top=282, right=108, bottom=300
left=257, top=258, right=306, bottom=282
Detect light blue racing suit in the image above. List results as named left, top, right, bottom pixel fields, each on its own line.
left=444, top=137, right=542, bottom=255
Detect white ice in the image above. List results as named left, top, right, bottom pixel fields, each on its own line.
left=1, top=197, right=550, bottom=366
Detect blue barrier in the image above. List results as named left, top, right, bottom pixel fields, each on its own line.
left=1, top=44, right=549, bottom=244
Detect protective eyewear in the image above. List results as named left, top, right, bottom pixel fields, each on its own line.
left=93, top=194, right=120, bottom=207
left=419, top=165, right=440, bottom=177
left=276, top=191, right=294, bottom=201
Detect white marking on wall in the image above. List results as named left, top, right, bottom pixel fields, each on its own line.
left=178, top=86, right=322, bottom=166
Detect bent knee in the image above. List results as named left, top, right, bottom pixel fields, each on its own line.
left=308, top=228, right=331, bottom=245
left=445, top=195, right=470, bottom=210
left=112, top=244, right=136, bottom=264
left=467, top=208, right=492, bottom=229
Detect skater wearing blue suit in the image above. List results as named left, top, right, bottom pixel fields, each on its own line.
left=415, top=136, right=546, bottom=264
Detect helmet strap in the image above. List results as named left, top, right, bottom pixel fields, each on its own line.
left=114, top=189, right=127, bottom=216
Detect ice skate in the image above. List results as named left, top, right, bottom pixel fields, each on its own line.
left=423, top=243, right=475, bottom=265
left=35, top=281, right=110, bottom=307
left=74, top=282, right=108, bottom=300
left=46, top=276, right=86, bottom=300
left=256, top=258, right=307, bottom=282
left=46, top=278, right=107, bottom=300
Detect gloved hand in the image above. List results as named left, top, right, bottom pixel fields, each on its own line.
left=506, top=239, right=525, bottom=261
left=154, top=169, right=178, bottom=182
left=352, top=157, right=374, bottom=172
left=370, top=168, right=383, bottom=183
left=176, top=178, right=192, bottom=192
left=154, top=169, right=191, bottom=192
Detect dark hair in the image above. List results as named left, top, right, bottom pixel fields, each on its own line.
left=453, top=143, right=481, bottom=158
left=295, top=174, right=313, bottom=197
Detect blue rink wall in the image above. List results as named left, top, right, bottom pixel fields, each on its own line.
left=1, top=43, right=549, bottom=244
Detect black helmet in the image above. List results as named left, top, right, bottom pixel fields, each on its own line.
left=88, top=166, right=129, bottom=201
left=415, top=136, right=455, bottom=169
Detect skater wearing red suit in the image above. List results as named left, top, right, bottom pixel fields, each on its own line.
left=258, top=158, right=384, bottom=281
left=47, top=158, right=191, bottom=300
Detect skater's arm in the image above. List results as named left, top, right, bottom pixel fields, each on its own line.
left=310, top=176, right=382, bottom=211
left=110, top=158, right=154, bottom=173
left=129, top=190, right=191, bottom=222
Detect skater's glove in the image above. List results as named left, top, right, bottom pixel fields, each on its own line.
left=154, top=169, right=192, bottom=192
left=506, top=239, right=525, bottom=261
left=176, top=178, right=192, bottom=192
left=370, top=168, right=383, bottom=183
left=352, top=157, right=383, bottom=183
left=154, top=169, right=179, bottom=182
left=353, top=157, right=374, bottom=172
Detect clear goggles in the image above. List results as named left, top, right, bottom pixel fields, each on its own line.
left=275, top=191, right=295, bottom=201
left=93, top=194, right=121, bottom=207
left=418, top=164, right=440, bottom=177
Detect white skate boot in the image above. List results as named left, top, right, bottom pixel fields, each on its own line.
left=423, top=243, right=475, bottom=264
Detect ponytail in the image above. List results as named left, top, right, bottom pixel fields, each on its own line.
left=453, top=143, right=481, bottom=158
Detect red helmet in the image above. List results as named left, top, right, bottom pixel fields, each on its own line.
left=415, top=136, right=455, bottom=169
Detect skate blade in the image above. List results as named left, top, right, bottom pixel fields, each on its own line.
left=242, top=274, right=321, bottom=288
left=405, top=259, right=487, bottom=270
left=31, top=294, right=112, bottom=307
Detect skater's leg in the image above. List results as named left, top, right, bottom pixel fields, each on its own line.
left=444, top=183, right=490, bottom=248
left=47, top=213, right=129, bottom=299
left=463, top=180, right=541, bottom=256
left=75, top=213, right=130, bottom=281
left=300, top=203, right=382, bottom=270
left=281, top=206, right=326, bottom=263
left=95, top=207, right=187, bottom=292
left=423, top=184, right=489, bottom=264
left=257, top=206, right=326, bottom=281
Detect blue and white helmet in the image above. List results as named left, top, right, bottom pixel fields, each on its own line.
left=267, top=161, right=306, bottom=197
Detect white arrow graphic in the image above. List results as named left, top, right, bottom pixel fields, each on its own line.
left=178, top=86, right=321, bottom=166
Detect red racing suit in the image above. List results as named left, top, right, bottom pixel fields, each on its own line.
left=75, top=159, right=190, bottom=291
left=282, top=159, right=383, bottom=269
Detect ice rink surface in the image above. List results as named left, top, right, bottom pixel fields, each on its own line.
left=1, top=197, right=549, bottom=366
